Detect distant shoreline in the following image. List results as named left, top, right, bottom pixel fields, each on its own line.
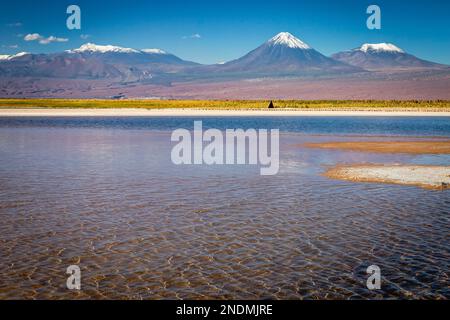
left=1, top=108, right=450, bottom=117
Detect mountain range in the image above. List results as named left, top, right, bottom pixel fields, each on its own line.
left=0, top=32, right=448, bottom=99
left=0, top=43, right=198, bottom=82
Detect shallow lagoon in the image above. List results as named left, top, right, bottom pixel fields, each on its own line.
left=0, top=116, right=449, bottom=299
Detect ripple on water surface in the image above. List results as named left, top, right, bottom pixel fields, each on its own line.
left=0, top=125, right=449, bottom=299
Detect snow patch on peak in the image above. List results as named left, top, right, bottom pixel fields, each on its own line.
left=141, top=49, right=167, bottom=55
left=358, top=43, right=404, bottom=53
left=12, top=52, right=30, bottom=58
left=268, top=32, right=311, bottom=49
left=0, top=52, right=30, bottom=61
left=68, top=44, right=168, bottom=55
left=70, top=43, right=140, bottom=54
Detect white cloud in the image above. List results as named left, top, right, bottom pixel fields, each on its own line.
left=24, top=33, right=68, bottom=45
left=24, top=33, right=41, bottom=41
left=183, top=33, right=201, bottom=39
left=39, top=36, right=68, bottom=45
left=2, top=44, right=19, bottom=49
left=80, top=34, right=91, bottom=40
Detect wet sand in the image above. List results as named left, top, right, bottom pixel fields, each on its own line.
left=1, top=108, right=450, bottom=117
left=305, top=141, right=450, bottom=154
left=325, top=165, right=450, bottom=190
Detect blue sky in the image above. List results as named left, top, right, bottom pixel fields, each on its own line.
left=1, top=0, right=449, bottom=64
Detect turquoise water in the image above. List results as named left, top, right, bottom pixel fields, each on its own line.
left=1, top=116, right=450, bottom=136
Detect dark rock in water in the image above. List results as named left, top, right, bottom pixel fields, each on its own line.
left=268, top=101, right=275, bottom=109
left=111, top=94, right=126, bottom=100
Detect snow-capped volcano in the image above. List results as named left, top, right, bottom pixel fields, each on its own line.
left=69, top=43, right=140, bottom=54
left=268, top=32, right=311, bottom=49
left=213, top=32, right=360, bottom=75
left=358, top=43, right=404, bottom=53
left=332, top=43, right=444, bottom=70
left=64, top=43, right=196, bottom=68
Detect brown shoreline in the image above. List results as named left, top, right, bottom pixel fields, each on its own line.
left=1, top=108, right=450, bottom=117
left=305, top=141, right=450, bottom=154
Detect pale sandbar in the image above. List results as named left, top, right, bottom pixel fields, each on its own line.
left=325, top=165, right=450, bottom=190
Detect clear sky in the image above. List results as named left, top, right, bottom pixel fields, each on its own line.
left=1, top=0, right=449, bottom=64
